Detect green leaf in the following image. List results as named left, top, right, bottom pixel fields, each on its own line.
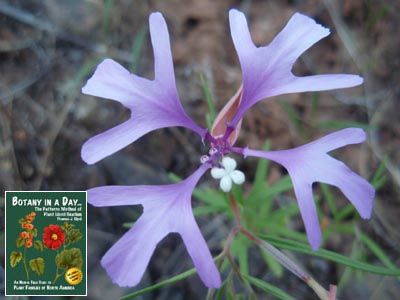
left=309, top=92, right=320, bottom=123
left=29, top=257, right=45, bottom=276
left=66, top=228, right=83, bottom=244
left=326, top=223, right=354, bottom=234
left=31, top=228, right=38, bottom=237
left=247, top=140, right=271, bottom=206
left=243, top=274, right=295, bottom=300
left=169, top=173, right=228, bottom=209
left=193, top=205, right=226, bottom=216
left=10, top=251, right=22, bottom=267
left=231, top=235, right=249, bottom=276
left=320, top=183, right=338, bottom=218
left=168, top=172, right=182, bottom=183
left=129, top=26, right=148, bottom=72
left=257, top=175, right=293, bottom=200
left=252, top=140, right=271, bottom=189
left=205, top=114, right=213, bottom=130
left=372, top=175, right=387, bottom=191
left=101, top=0, right=114, bottom=38
left=34, top=240, right=44, bottom=252
left=61, top=221, right=74, bottom=232
left=359, top=233, right=397, bottom=270
left=268, top=224, right=308, bottom=243
left=122, top=222, right=134, bottom=228
left=231, top=184, right=243, bottom=206
left=194, top=188, right=226, bottom=206
left=200, top=73, right=216, bottom=129
left=371, top=157, right=388, bottom=190
left=16, top=237, right=25, bottom=248
left=119, top=255, right=222, bottom=299
left=337, top=239, right=364, bottom=289
left=215, top=279, right=228, bottom=300
left=119, top=267, right=197, bottom=300
left=64, top=57, right=103, bottom=97
left=268, top=202, right=299, bottom=222
left=260, top=249, right=283, bottom=277
left=56, top=248, right=83, bottom=269
left=335, top=203, right=356, bottom=221
left=18, top=218, right=26, bottom=224
left=259, top=235, right=400, bottom=276
left=366, top=3, right=389, bottom=31
left=280, top=101, right=306, bottom=139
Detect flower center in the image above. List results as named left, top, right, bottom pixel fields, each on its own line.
left=200, top=129, right=245, bottom=192
left=51, top=233, right=58, bottom=240
left=201, top=130, right=234, bottom=166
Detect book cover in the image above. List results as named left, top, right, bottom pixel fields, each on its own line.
left=5, top=191, right=87, bottom=296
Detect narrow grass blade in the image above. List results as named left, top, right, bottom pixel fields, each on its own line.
left=371, top=156, right=388, bottom=190
left=130, top=26, right=148, bottom=72
left=119, top=267, right=197, bottom=300
left=259, top=235, right=400, bottom=276
left=243, top=274, right=295, bottom=300
left=359, top=233, right=397, bottom=270
left=320, top=184, right=338, bottom=219
left=200, top=73, right=216, bottom=128
left=101, top=0, right=114, bottom=39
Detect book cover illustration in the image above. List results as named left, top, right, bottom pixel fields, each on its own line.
left=5, top=191, right=87, bottom=296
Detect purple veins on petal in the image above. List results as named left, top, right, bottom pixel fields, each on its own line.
left=228, top=9, right=363, bottom=127
left=81, top=12, right=206, bottom=164
left=242, top=128, right=375, bottom=250
left=87, top=164, right=221, bottom=288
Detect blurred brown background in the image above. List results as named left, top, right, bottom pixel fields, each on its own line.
left=1, top=0, right=399, bottom=299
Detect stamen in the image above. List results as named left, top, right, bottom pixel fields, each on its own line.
left=200, top=155, right=210, bottom=164
left=209, top=147, right=218, bottom=156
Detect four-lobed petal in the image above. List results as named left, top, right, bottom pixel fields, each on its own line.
left=88, top=164, right=221, bottom=288
left=81, top=13, right=206, bottom=164
left=242, top=128, right=375, bottom=250
left=228, top=9, right=363, bottom=127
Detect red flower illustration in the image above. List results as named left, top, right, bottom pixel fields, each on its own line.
left=43, top=224, right=65, bottom=250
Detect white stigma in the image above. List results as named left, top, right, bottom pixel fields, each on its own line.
left=211, top=157, right=245, bottom=192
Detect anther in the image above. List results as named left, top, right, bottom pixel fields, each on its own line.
left=209, top=148, right=218, bottom=156
left=200, top=155, right=210, bottom=164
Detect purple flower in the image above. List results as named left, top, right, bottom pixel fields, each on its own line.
left=82, top=9, right=374, bottom=287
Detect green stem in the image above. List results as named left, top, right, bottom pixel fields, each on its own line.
left=23, top=247, right=29, bottom=280
left=53, top=271, right=63, bottom=284
left=53, top=249, right=61, bottom=284
left=53, top=267, right=66, bottom=284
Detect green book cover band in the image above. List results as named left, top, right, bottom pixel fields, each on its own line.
left=5, top=191, right=87, bottom=296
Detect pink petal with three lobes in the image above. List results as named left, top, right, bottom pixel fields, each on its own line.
left=87, top=164, right=221, bottom=288
left=228, top=9, right=363, bottom=126
left=243, top=128, right=375, bottom=250
left=81, top=13, right=206, bottom=164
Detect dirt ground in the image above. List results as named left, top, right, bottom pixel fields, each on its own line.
left=1, top=0, right=399, bottom=299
